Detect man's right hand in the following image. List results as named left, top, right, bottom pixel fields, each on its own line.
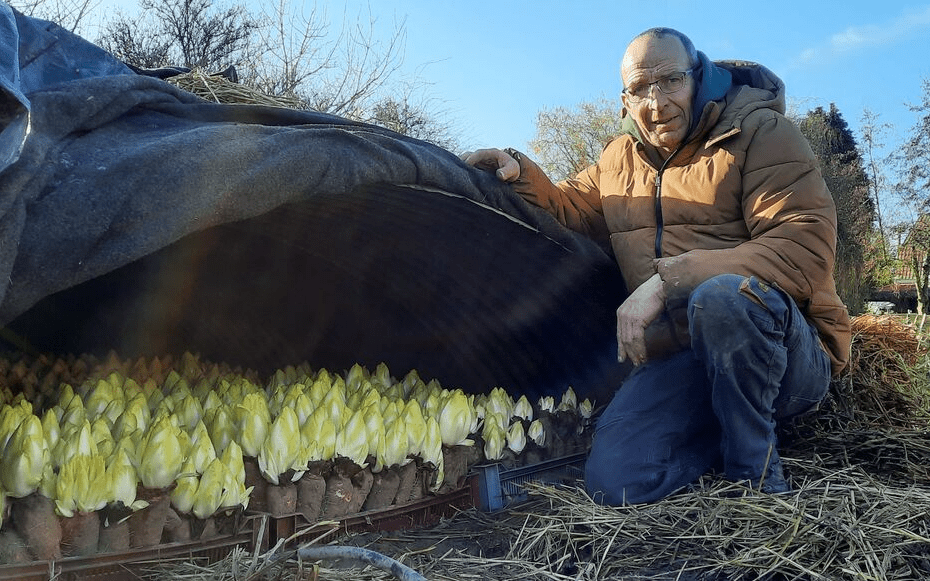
left=616, top=273, right=667, bottom=366
left=460, top=148, right=520, bottom=182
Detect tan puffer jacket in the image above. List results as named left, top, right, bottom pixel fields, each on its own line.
left=510, top=60, right=851, bottom=375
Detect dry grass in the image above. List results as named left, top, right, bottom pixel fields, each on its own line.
left=165, top=70, right=303, bottom=109
left=149, top=469, right=930, bottom=581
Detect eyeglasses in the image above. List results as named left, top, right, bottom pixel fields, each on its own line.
left=623, top=69, right=694, bottom=103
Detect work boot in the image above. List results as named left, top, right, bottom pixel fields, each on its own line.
left=751, top=458, right=790, bottom=494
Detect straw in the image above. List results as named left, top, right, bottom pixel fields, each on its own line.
left=165, top=69, right=303, bottom=109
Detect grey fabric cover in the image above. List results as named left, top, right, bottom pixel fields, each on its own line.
left=0, top=5, right=629, bottom=399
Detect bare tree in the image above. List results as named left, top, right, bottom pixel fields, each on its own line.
left=243, top=0, right=332, bottom=99
left=283, top=3, right=405, bottom=116
left=10, top=0, right=98, bottom=32
left=31, top=0, right=460, bottom=147
left=243, top=0, right=407, bottom=118
left=98, top=0, right=406, bottom=120
left=899, top=215, right=930, bottom=314
left=97, top=15, right=172, bottom=69
left=860, top=109, right=892, bottom=261
left=98, top=0, right=256, bottom=71
left=367, top=86, right=461, bottom=152
left=529, top=97, right=624, bottom=181
left=898, top=78, right=930, bottom=207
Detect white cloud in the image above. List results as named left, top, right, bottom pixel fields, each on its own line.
left=793, top=5, right=930, bottom=67
left=829, top=5, right=930, bottom=52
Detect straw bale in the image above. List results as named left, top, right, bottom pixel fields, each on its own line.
left=783, top=314, right=930, bottom=434
left=165, top=70, right=303, bottom=109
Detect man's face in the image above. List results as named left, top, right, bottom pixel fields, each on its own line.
left=621, top=35, right=696, bottom=156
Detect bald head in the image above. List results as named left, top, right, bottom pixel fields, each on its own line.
left=624, top=28, right=697, bottom=70
left=621, top=28, right=697, bottom=81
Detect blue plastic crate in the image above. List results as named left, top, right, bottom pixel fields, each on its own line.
left=475, top=452, right=587, bottom=511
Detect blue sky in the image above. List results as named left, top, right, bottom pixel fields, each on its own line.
left=88, top=0, right=930, bottom=166
left=305, top=0, right=930, bottom=159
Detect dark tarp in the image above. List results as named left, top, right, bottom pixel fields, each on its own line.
left=0, top=4, right=630, bottom=401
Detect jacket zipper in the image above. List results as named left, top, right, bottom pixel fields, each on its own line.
left=653, top=145, right=684, bottom=259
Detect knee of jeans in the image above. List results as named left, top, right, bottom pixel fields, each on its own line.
left=585, top=430, right=687, bottom=505
left=585, top=451, right=665, bottom=505
left=689, top=274, right=746, bottom=322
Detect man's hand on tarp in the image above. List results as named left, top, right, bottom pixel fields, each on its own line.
left=460, top=148, right=520, bottom=182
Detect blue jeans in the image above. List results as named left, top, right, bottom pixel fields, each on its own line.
left=585, top=274, right=832, bottom=504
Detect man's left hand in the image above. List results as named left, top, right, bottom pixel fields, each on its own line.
left=617, top=273, right=667, bottom=366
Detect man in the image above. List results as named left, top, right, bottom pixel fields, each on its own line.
left=464, top=27, right=850, bottom=503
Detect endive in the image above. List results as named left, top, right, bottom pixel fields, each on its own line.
left=513, top=395, right=533, bottom=421
left=307, top=375, right=330, bottom=406
left=372, top=362, right=393, bottom=390
left=0, top=400, right=31, bottom=450
left=362, top=403, right=386, bottom=467
left=171, top=458, right=199, bottom=514
left=335, top=407, right=370, bottom=467
left=401, top=399, right=427, bottom=458
left=188, top=419, right=218, bottom=473
left=401, top=368, right=423, bottom=398
left=1, top=413, right=49, bottom=497
left=137, top=415, right=184, bottom=489
left=41, top=408, right=60, bottom=454
left=258, top=407, right=303, bottom=484
left=422, top=417, right=444, bottom=490
left=234, top=392, right=270, bottom=457
left=302, top=406, right=337, bottom=461
left=58, top=393, right=87, bottom=437
left=507, top=421, right=527, bottom=454
left=83, top=378, right=118, bottom=422
left=55, top=454, right=109, bottom=517
left=345, top=362, right=367, bottom=392
left=284, top=389, right=314, bottom=426
left=320, top=384, right=348, bottom=431
left=438, top=390, right=474, bottom=447
left=423, top=390, right=442, bottom=420
left=579, top=398, right=594, bottom=419
left=220, top=440, right=247, bottom=485
left=422, top=418, right=442, bottom=467
left=201, top=389, right=224, bottom=416
left=528, top=419, right=546, bottom=447
left=191, top=458, right=226, bottom=519
left=108, top=449, right=145, bottom=510
left=538, top=395, right=556, bottom=413
left=483, top=422, right=505, bottom=461
left=558, top=387, right=578, bottom=412
left=220, top=460, right=252, bottom=511
left=53, top=418, right=98, bottom=468
left=91, top=416, right=115, bottom=461
left=485, top=387, right=514, bottom=419
left=174, top=392, right=204, bottom=433
left=379, top=414, right=410, bottom=468
left=205, top=405, right=235, bottom=457
left=112, top=394, right=149, bottom=441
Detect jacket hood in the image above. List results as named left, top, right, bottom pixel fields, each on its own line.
left=715, top=59, right=786, bottom=114
left=690, top=51, right=732, bottom=132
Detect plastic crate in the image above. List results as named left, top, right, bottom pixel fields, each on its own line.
left=254, top=478, right=479, bottom=551
left=0, top=514, right=258, bottom=581
left=475, top=452, right=586, bottom=511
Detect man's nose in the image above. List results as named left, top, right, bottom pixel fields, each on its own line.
left=644, top=87, right=667, bottom=108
